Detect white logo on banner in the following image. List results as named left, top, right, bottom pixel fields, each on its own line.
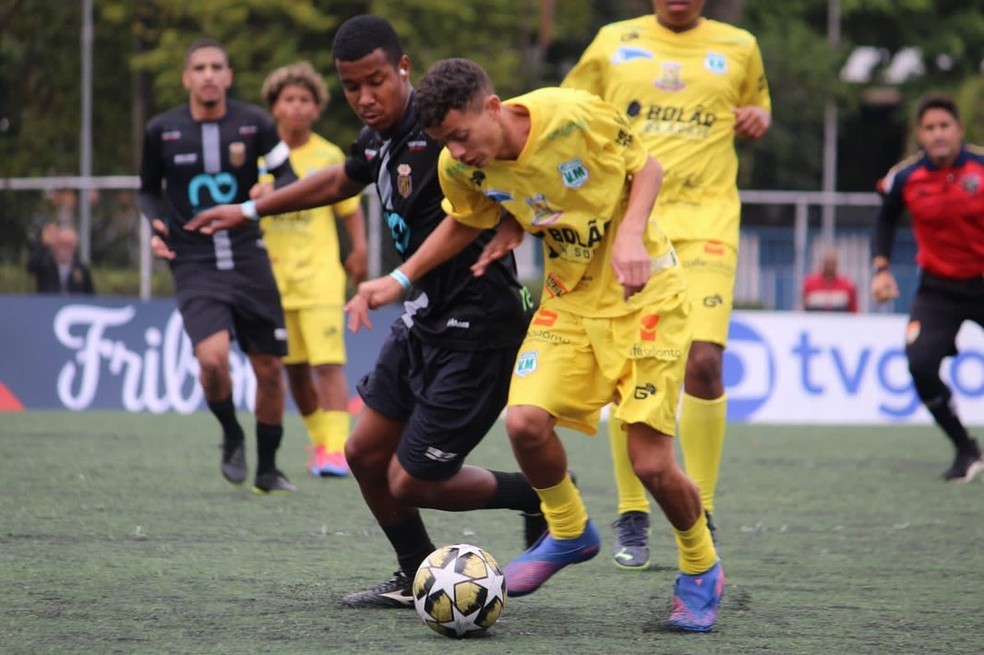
left=53, top=304, right=255, bottom=413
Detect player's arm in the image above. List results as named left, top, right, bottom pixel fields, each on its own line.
left=734, top=40, right=772, bottom=141
left=870, top=174, right=906, bottom=303
left=345, top=215, right=483, bottom=332
left=184, top=163, right=365, bottom=234
left=137, top=124, right=176, bottom=260
left=340, top=204, right=368, bottom=284
left=613, top=156, right=663, bottom=300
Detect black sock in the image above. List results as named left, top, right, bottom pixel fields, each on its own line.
left=255, top=421, right=283, bottom=474
left=487, top=471, right=542, bottom=514
left=207, top=396, right=243, bottom=444
left=381, top=513, right=435, bottom=578
left=925, top=391, right=972, bottom=450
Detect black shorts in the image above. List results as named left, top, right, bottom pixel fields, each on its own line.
left=172, top=257, right=287, bottom=357
left=357, top=320, right=517, bottom=481
left=908, top=272, right=984, bottom=360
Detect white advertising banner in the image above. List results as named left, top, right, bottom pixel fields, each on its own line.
left=724, top=311, right=984, bottom=425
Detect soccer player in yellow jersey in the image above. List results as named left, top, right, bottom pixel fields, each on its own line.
left=563, top=0, right=772, bottom=568
left=348, top=58, right=723, bottom=632
left=259, top=61, right=367, bottom=477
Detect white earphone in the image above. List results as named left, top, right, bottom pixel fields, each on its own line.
left=400, top=69, right=407, bottom=77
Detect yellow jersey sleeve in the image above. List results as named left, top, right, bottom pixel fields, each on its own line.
left=438, top=151, right=502, bottom=230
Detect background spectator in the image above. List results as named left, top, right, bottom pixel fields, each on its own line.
left=802, top=250, right=858, bottom=312
left=26, top=224, right=95, bottom=295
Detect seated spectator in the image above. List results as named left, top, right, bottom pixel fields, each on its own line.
left=27, top=225, right=95, bottom=295
left=802, top=250, right=856, bottom=312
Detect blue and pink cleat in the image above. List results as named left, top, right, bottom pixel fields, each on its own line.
left=503, top=518, right=601, bottom=597
left=665, top=560, right=725, bottom=632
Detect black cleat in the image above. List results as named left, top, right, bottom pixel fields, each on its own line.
left=342, top=571, right=413, bottom=608
left=252, top=468, right=298, bottom=494
left=522, top=511, right=548, bottom=549
left=612, top=510, right=650, bottom=570
left=220, top=440, right=247, bottom=485
left=942, top=439, right=984, bottom=483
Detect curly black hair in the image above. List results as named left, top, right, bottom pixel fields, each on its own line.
left=415, top=58, right=494, bottom=129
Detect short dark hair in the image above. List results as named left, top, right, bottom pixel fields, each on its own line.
left=916, top=93, right=960, bottom=124
left=331, top=15, right=404, bottom=67
left=415, top=58, right=494, bottom=129
left=184, top=38, right=227, bottom=68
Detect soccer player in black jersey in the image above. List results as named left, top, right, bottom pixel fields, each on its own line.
left=139, top=39, right=297, bottom=494
left=186, top=16, right=543, bottom=608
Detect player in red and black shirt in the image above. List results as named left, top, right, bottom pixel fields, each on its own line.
left=871, top=94, right=984, bottom=482
left=139, top=39, right=298, bottom=494
left=187, top=16, right=542, bottom=608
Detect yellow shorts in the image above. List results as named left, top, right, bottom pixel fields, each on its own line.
left=509, top=293, right=692, bottom=436
left=674, top=240, right=737, bottom=346
left=283, top=305, right=346, bottom=366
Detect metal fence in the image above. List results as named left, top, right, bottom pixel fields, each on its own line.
left=2, top=177, right=915, bottom=312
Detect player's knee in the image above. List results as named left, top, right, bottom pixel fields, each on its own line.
left=388, top=468, right=434, bottom=505
left=686, top=344, right=722, bottom=386
left=632, top=455, right=677, bottom=494
left=344, top=432, right=386, bottom=474
left=505, top=406, right=552, bottom=449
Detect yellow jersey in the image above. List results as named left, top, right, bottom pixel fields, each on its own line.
left=562, top=15, right=770, bottom=248
left=438, top=87, right=685, bottom=318
left=260, top=133, right=362, bottom=310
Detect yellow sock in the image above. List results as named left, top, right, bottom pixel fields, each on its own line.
left=536, top=474, right=589, bottom=539
left=324, top=410, right=350, bottom=453
left=301, top=408, right=329, bottom=448
left=608, top=418, right=650, bottom=515
left=678, top=393, right=727, bottom=514
left=673, top=513, right=718, bottom=574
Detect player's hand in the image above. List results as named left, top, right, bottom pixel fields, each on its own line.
left=733, top=106, right=771, bottom=141
left=184, top=205, right=248, bottom=235
left=471, top=213, right=525, bottom=277
left=345, top=245, right=368, bottom=285
left=610, top=231, right=651, bottom=300
left=871, top=270, right=899, bottom=303
left=150, top=219, right=175, bottom=260
left=250, top=181, right=274, bottom=199
left=344, top=275, right=404, bottom=332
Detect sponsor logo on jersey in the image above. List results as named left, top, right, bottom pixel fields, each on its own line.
left=544, top=273, right=569, bottom=298
left=705, top=52, right=728, bottom=75
left=640, top=314, right=660, bottom=342
left=174, top=153, right=198, bottom=165
left=425, top=446, right=458, bottom=463
left=633, top=382, right=657, bottom=400
left=364, top=148, right=378, bottom=161
left=228, top=142, right=246, bottom=168
left=446, top=318, right=470, bottom=329
left=238, top=125, right=258, bottom=135
left=961, top=173, right=980, bottom=194
left=532, top=309, right=558, bottom=327
left=526, top=194, right=563, bottom=226
left=558, top=158, right=589, bottom=189
left=162, top=130, right=181, bottom=142
left=484, top=189, right=514, bottom=202
left=470, top=171, right=486, bottom=188
left=515, top=350, right=538, bottom=377
left=611, top=46, right=655, bottom=64
left=654, top=62, right=685, bottom=91
left=397, top=163, right=413, bottom=198
left=408, top=139, right=428, bottom=151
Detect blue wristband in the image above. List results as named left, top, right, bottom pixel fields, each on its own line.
left=389, top=268, right=411, bottom=290
left=240, top=200, right=259, bottom=221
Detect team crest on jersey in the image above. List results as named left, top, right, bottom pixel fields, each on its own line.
left=364, top=148, right=378, bottom=161
left=228, top=142, right=246, bottom=168
left=526, top=194, right=563, bottom=226
left=705, top=52, right=728, bottom=75
left=515, top=350, right=538, bottom=377
left=961, top=173, right=980, bottom=194
left=610, top=46, right=654, bottom=64
left=558, top=158, right=589, bottom=189
left=397, top=164, right=413, bottom=198
left=654, top=62, right=685, bottom=91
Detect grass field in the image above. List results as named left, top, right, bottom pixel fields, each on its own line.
left=3, top=411, right=983, bottom=654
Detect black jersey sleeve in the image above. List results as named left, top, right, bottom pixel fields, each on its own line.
left=870, top=169, right=908, bottom=262
left=138, top=121, right=169, bottom=225
left=344, top=127, right=375, bottom=186
left=254, top=109, right=297, bottom=188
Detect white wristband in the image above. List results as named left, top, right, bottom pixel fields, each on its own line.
left=389, top=268, right=411, bottom=290
left=240, top=200, right=259, bottom=221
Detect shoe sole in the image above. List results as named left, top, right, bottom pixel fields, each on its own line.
left=955, top=459, right=984, bottom=483
left=613, top=557, right=651, bottom=571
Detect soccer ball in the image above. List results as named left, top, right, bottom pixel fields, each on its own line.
left=412, top=543, right=507, bottom=639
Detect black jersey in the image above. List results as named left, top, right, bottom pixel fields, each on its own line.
left=139, top=99, right=294, bottom=269
left=344, top=94, right=531, bottom=351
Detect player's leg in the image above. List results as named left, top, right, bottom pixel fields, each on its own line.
left=675, top=240, right=734, bottom=524
left=608, top=417, right=652, bottom=570
left=906, top=275, right=982, bottom=481
left=500, top=310, right=608, bottom=597
left=615, top=296, right=721, bottom=632
left=296, top=304, right=351, bottom=476
left=232, top=264, right=291, bottom=494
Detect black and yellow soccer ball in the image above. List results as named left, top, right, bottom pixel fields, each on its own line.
left=412, top=544, right=507, bottom=638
